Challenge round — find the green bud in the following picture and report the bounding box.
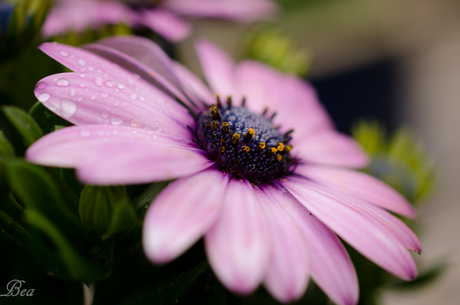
[244,27,313,77]
[79,185,136,238]
[0,0,51,59]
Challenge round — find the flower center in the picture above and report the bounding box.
[194,96,296,184]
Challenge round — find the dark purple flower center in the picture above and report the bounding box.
[194,96,296,184]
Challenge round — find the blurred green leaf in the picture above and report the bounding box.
[6,160,82,236]
[29,101,72,135]
[119,261,209,305]
[389,263,447,290]
[27,211,108,283]
[103,199,137,240]
[0,130,15,158]
[2,105,42,146]
[0,210,29,249]
[132,181,169,219]
[352,121,437,204]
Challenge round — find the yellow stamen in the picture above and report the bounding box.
[232,133,240,145]
[277,142,285,152]
[271,147,277,154]
[243,146,250,153]
[276,155,282,161]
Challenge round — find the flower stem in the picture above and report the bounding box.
[83,283,95,305]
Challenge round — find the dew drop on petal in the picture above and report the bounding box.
[95,77,103,86]
[77,59,86,66]
[131,130,137,134]
[61,99,77,118]
[117,83,125,89]
[78,97,83,101]
[59,51,68,57]
[78,83,85,88]
[114,102,119,106]
[79,74,86,78]
[37,82,47,89]
[115,88,119,93]
[130,118,140,127]
[105,81,113,87]
[122,102,127,106]
[56,78,70,87]
[155,127,162,133]
[102,111,109,118]
[152,135,157,139]
[100,92,108,98]
[80,130,90,137]
[70,89,76,97]
[129,93,136,100]
[88,66,94,71]
[37,92,51,102]
[97,69,102,74]
[91,96,95,101]
[138,96,144,102]
[111,117,123,125]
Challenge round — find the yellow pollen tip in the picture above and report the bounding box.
[243,146,250,153]
[259,143,266,149]
[211,120,218,130]
[276,155,282,161]
[277,143,285,151]
[286,145,292,152]
[232,133,240,144]
[221,147,226,153]
[248,128,255,137]
[271,147,278,154]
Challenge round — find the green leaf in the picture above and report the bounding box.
[27,211,108,283]
[132,181,169,218]
[0,130,15,158]
[6,160,82,236]
[29,101,71,135]
[0,210,30,249]
[2,105,42,146]
[389,263,447,289]
[103,200,137,240]
[120,262,209,305]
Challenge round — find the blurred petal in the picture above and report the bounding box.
[163,0,278,22]
[77,140,212,185]
[26,125,191,168]
[293,130,369,168]
[172,61,214,106]
[283,177,418,281]
[143,169,228,263]
[205,179,270,295]
[139,9,191,42]
[266,184,359,305]
[296,164,416,218]
[195,39,236,98]
[256,188,310,303]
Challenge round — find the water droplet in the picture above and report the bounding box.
[143,126,151,130]
[115,88,119,93]
[60,51,68,57]
[155,127,162,132]
[61,99,77,118]
[130,118,140,127]
[138,96,144,101]
[111,117,123,125]
[114,102,119,106]
[70,89,76,97]
[78,97,83,101]
[77,59,86,66]
[102,111,109,118]
[78,83,85,88]
[131,130,137,134]
[129,93,136,100]
[117,83,125,89]
[152,135,157,139]
[122,102,127,106]
[100,92,108,98]
[97,69,102,74]
[95,76,103,86]
[37,82,47,89]
[37,92,51,102]
[79,73,86,78]
[80,130,90,137]
[56,78,70,87]
[105,81,113,87]
[90,96,95,101]
[88,66,94,71]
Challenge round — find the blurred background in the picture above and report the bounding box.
[178,0,460,304]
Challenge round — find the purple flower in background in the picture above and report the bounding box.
[42,0,278,42]
[27,36,420,304]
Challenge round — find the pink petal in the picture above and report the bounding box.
[293,130,369,168]
[84,41,197,110]
[143,169,228,263]
[255,188,310,303]
[26,125,193,168]
[172,61,214,107]
[195,39,236,98]
[205,179,270,295]
[76,141,212,185]
[265,185,359,305]
[235,61,334,137]
[34,72,192,139]
[283,177,418,281]
[163,0,278,22]
[296,164,416,218]
[139,9,191,42]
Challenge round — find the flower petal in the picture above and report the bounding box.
[283,177,417,281]
[76,142,212,185]
[255,188,310,303]
[266,184,359,305]
[26,125,193,168]
[205,179,270,295]
[195,39,236,98]
[139,9,191,42]
[143,169,228,264]
[172,61,214,106]
[163,0,278,22]
[296,164,416,218]
[293,130,369,168]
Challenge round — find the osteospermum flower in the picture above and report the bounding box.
[27,36,420,304]
[43,0,278,42]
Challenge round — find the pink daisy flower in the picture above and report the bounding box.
[27,36,420,304]
[42,0,278,42]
